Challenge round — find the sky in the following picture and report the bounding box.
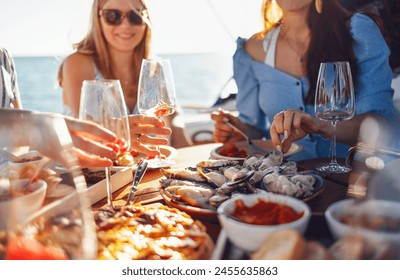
[0,0,263,57]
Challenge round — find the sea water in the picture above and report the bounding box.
[14,53,235,116]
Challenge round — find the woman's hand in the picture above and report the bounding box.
[64,116,118,167]
[270,110,322,153]
[128,114,172,157]
[211,109,246,143]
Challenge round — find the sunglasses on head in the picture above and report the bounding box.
[99,9,145,26]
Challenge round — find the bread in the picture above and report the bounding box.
[251,229,306,260]
[249,230,395,260]
[329,235,365,260]
[304,241,332,260]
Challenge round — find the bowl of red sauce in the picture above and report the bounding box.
[217,193,311,252]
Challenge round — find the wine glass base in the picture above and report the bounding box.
[315,162,352,173]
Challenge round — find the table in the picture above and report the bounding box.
[93,143,356,248]
[93,143,222,208]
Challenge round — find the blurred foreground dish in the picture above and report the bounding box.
[93,204,213,260]
[251,229,399,260]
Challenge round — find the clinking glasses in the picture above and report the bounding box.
[99,9,145,26]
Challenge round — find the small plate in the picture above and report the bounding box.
[210,140,302,160]
[260,170,325,202]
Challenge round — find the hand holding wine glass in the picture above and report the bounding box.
[137,58,176,168]
[79,80,130,209]
[315,61,355,173]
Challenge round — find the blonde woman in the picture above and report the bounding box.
[59,0,191,156]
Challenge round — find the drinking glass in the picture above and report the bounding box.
[79,80,130,209]
[137,58,176,168]
[0,111,97,259]
[315,61,355,173]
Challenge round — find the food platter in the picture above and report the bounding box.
[159,167,325,222]
[94,204,215,260]
[112,145,178,171]
[210,140,302,160]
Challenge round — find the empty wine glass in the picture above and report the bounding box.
[137,58,176,168]
[79,80,130,209]
[315,61,355,173]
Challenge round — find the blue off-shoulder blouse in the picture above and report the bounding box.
[233,13,396,160]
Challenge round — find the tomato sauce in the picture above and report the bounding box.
[232,199,304,225]
[219,143,247,158]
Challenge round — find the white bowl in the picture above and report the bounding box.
[325,199,400,247]
[0,179,47,230]
[8,150,43,166]
[210,140,303,160]
[217,193,311,252]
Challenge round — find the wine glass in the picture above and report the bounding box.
[315,61,355,173]
[79,80,130,209]
[0,111,97,259]
[137,58,176,168]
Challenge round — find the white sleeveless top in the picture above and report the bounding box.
[263,26,281,67]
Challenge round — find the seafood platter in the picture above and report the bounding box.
[159,150,325,221]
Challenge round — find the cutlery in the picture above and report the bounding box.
[225,122,270,154]
[126,160,148,205]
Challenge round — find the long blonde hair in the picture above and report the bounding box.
[58,0,152,86]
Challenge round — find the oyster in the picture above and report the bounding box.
[161,168,206,183]
[196,159,239,169]
[261,172,316,198]
[160,179,215,208]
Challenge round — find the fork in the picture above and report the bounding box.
[225,122,270,154]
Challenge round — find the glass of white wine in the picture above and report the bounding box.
[79,80,130,209]
[137,58,176,169]
[315,61,355,173]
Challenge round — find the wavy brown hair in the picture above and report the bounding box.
[262,0,358,104]
[58,0,152,86]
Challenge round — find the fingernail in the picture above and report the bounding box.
[284,130,289,139]
[223,117,229,123]
[276,145,282,151]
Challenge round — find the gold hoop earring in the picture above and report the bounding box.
[315,0,323,14]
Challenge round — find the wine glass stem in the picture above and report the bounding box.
[105,166,114,209]
[330,120,338,165]
[154,117,162,160]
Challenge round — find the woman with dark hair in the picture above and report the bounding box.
[58,0,192,156]
[212,0,396,160]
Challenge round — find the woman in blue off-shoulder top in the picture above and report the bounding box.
[211,0,397,160]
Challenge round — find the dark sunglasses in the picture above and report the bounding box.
[99,9,145,26]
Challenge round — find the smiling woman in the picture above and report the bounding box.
[57,0,195,150]
[2,0,265,148]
